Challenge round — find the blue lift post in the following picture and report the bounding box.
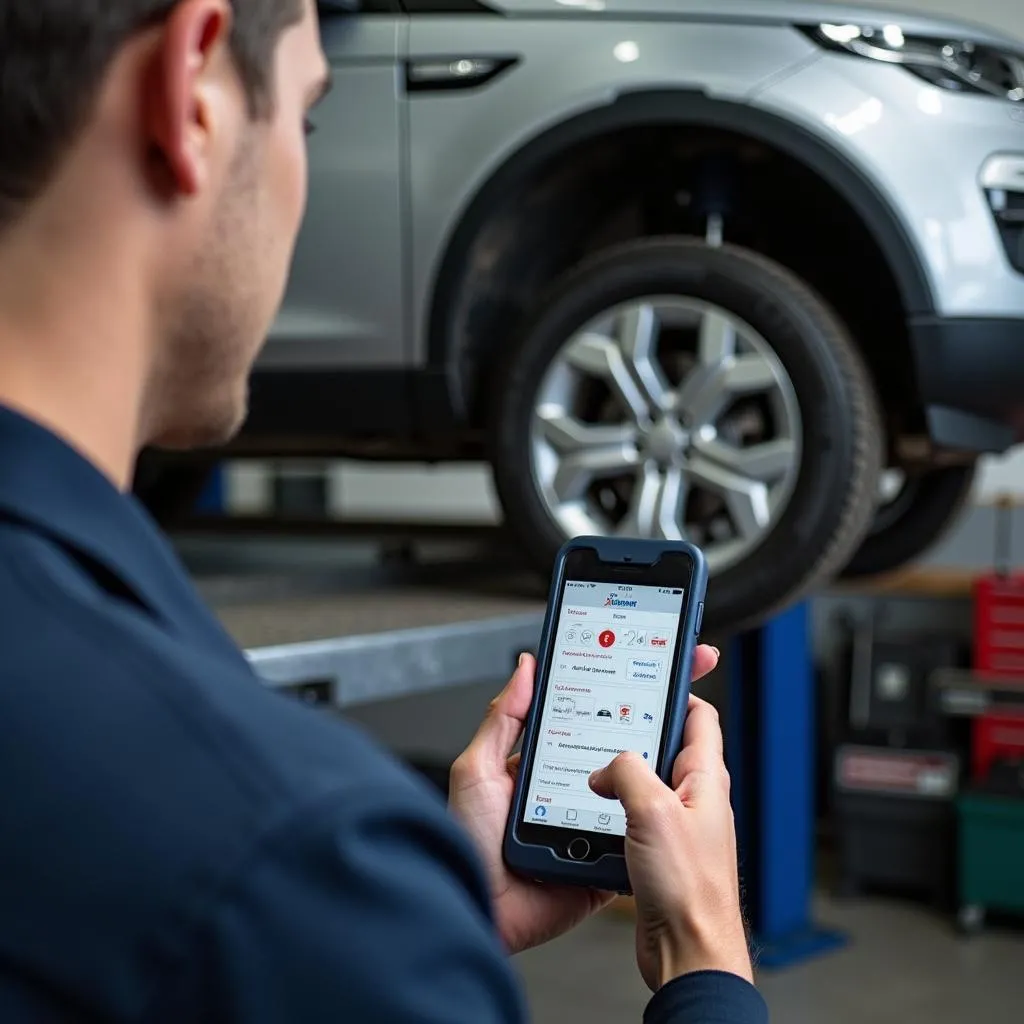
[194,464,226,516]
[726,600,846,969]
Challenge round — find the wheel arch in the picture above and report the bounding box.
[425,89,935,423]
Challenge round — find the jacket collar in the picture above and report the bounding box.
[0,403,218,634]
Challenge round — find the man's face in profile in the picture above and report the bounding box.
[150,0,329,452]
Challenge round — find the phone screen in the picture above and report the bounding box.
[521,579,686,837]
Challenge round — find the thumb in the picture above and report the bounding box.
[589,751,665,808]
[459,653,535,774]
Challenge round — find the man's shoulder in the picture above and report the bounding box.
[0,521,472,1019]
[2,523,441,830]
[0,517,430,820]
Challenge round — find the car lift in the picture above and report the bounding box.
[724,601,846,968]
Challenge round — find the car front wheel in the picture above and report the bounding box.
[490,238,884,632]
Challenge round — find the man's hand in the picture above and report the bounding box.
[589,694,752,992]
[448,646,720,955]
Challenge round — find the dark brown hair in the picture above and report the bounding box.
[0,0,305,229]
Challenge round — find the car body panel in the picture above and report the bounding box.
[488,0,1022,49]
[753,53,1024,317]
[406,19,819,364]
[263,16,407,369]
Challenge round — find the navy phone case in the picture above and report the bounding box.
[502,536,709,894]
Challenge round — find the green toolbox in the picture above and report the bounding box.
[957,792,1024,933]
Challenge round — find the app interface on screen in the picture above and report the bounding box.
[524,581,685,837]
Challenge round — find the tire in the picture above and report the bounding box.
[840,465,976,581]
[489,238,884,632]
[132,454,215,527]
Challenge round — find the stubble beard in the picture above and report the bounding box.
[144,136,267,452]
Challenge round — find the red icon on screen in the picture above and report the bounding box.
[598,630,616,648]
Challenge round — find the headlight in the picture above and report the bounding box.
[801,23,1024,101]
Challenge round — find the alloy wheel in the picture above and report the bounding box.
[529,297,803,574]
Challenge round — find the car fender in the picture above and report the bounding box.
[426,89,935,416]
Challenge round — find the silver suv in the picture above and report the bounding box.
[147,0,1024,631]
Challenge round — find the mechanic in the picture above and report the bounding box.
[0,2,768,1022]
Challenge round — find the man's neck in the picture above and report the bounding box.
[0,132,166,490]
[0,235,150,490]
[0,361,141,491]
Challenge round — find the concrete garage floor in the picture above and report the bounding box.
[515,895,1024,1023]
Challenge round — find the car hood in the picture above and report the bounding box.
[492,0,1022,48]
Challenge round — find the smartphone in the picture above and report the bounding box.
[503,536,708,894]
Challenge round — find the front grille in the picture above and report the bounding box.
[986,188,1024,273]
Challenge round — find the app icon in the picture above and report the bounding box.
[565,628,579,644]
[598,629,616,648]
[597,708,612,719]
[598,813,611,825]
[618,704,633,724]
[566,809,578,821]
[580,629,595,645]
[643,712,654,723]
[534,805,547,818]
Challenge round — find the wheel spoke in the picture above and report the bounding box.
[552,446,641,502]
[616,464,687,539]
[677,352,780,428]
[537,410,637,453]
[685,453,772,541]
[723,353,777,394]
[536,410,639,502]
[697,309,738,365]
[653,467,687,540]
[617,463,662,537]
[676,363,731,427]
[565,332,650,423]
[690,436,797,485]
[724,483,772,541]
[617,304,673,414]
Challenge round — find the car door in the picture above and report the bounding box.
[261,1,407,370]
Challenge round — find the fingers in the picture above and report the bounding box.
[457,654,535,776]
[685,694,725,758]
[671,695,726,791]
[456,645,718,788]
[589,751,663,806]
[690,644,720,682]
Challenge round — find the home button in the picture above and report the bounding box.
[567,837,591,861]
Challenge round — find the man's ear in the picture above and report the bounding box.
[143,0,235,198]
